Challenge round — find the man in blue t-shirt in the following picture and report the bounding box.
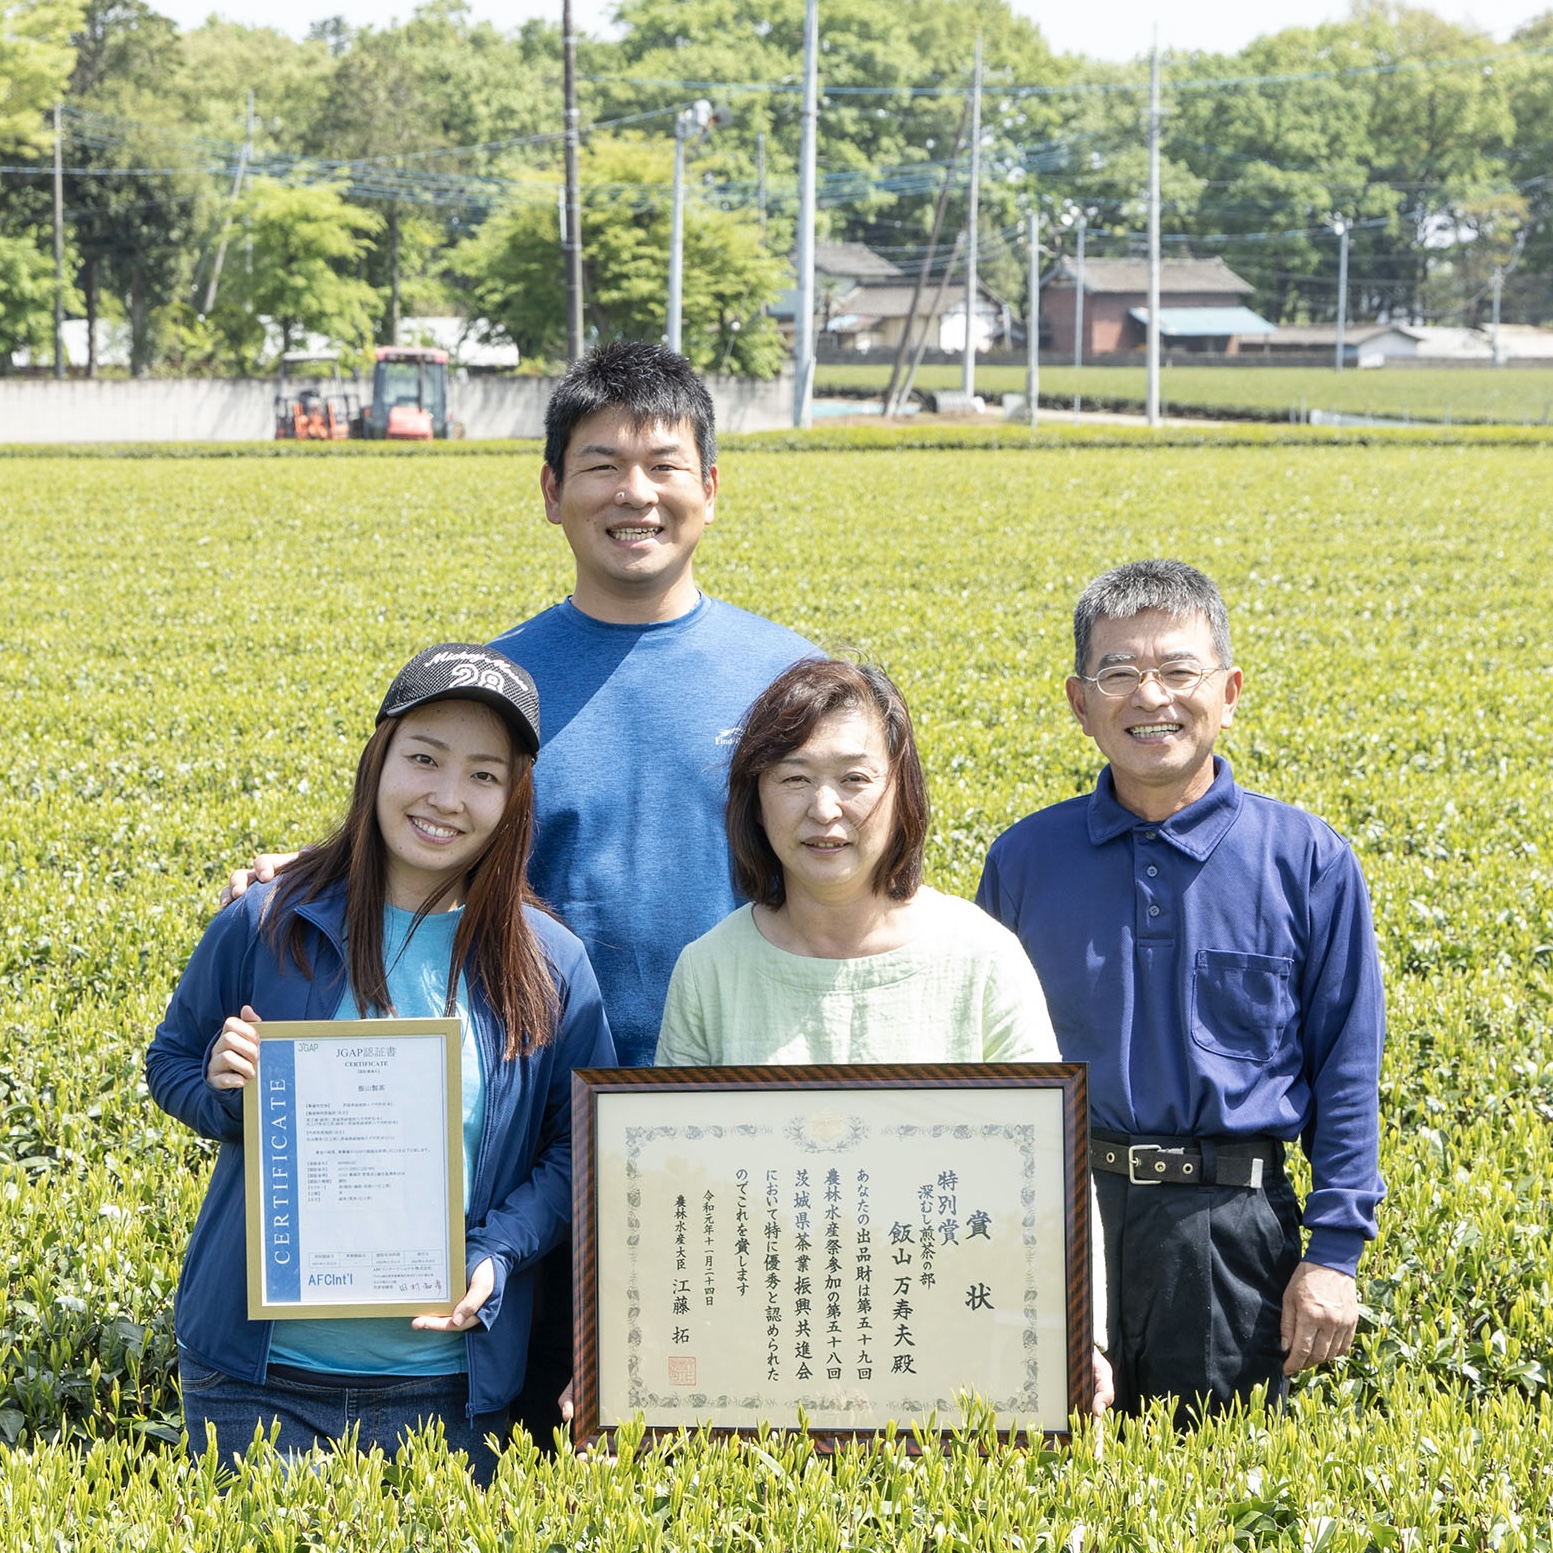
[489,341,815,1069]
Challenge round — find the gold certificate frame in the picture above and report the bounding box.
[242,1018,465,1320]
[571,1063,1090,1448]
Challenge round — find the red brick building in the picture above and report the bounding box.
[1042,257,1270,356]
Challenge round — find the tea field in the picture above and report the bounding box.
[2,435,1551,1547]
[816,361,1553,425]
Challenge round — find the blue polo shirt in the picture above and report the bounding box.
[976,758,1385,1276]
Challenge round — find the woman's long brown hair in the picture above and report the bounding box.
[262,712,557,1059]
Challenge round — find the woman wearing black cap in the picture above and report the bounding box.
[146,644,614,1484]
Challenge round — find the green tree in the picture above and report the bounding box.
[209,178,382,370]
[1165,26,1384,323]
[602,0,1069,273]
[0,0,81,371]
[0,231,59,368]
[303,5,564,343]
[0,0,82,151]
[1500,13,1553,321]
[65,0,209,374]
[170,20,335,154]
[453,139,787,375]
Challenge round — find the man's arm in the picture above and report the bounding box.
[1284,840,1386,1372]
[218,851,301,908]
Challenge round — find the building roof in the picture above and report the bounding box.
[399,316,519,367]
[1263,323,1386,348]
[1052,257,1254,296]
[814,242,906,282]
[1366,325,1492,359]
[1128,305,1276,337]
[816,279,1002,320]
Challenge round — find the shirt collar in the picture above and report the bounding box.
[1086,756,1242,859]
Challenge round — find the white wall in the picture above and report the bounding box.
[0,370,797,444]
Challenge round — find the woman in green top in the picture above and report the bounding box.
[655,656,1113,1410]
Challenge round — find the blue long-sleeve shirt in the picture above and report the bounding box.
[976,758,1385,1276]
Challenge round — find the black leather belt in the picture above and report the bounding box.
[1090,1134,1282,1189]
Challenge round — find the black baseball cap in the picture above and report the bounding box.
[377,644,540,758]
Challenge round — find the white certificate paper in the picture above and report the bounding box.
[243,1019,464,1319]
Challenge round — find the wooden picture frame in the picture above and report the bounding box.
[571,1063,1090,1447]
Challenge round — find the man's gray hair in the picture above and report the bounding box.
[1073,559,1233,673]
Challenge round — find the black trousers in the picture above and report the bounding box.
[510,1243,572,1452]
[1094,1144,1303,1426]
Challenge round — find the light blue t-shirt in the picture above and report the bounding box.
[269,905,482,1376]
[490,594,815,1067]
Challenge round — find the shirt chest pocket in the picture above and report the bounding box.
[1190,949,1296,1062]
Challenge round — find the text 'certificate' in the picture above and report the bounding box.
[243,1019,464,1320]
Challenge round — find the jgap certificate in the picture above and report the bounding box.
[242,1019,465,1319]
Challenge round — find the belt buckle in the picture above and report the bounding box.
[1128,1144,1171,1184]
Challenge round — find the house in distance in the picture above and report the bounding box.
[1042,256,1274,357]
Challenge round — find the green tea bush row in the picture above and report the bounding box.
[0,1387,1549,1551]
[2,444,1551,1537]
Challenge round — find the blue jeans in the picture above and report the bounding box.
[179,1350,512,1487]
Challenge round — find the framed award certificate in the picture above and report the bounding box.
[570,1063,1091,1447]
[242,1018,465,1320]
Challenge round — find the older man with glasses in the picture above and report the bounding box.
[977,558,1385,1425]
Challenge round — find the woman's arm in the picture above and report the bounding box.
[145,899,264,1145]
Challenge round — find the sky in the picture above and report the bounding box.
[152,0,1552,58]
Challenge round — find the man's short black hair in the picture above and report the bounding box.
[543,340,717,481]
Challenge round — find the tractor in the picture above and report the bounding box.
[360,346,453,440]
[273,351,359,441]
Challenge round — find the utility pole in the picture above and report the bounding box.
[563,0,585,360]
[51,102,64,378]
[668,101,721,358]
[669,113,687,354]
[793,0,819,428]
[1146,44,1162,426]
[1491,265,1504,365]
[961,36,983,398]
[1333,216,1349,373]
[1066,206,1087,418]
[203,91,254,316]
[1026,208,1039,427]
[756,132,767,244]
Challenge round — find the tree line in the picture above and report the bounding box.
[3,0,1552,378]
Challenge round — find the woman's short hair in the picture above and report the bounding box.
[727,658,929,908]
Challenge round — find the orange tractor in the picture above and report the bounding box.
[360,346,452,440]
[273,352,358,441]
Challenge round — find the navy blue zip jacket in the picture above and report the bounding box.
[145,879,614,1417]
